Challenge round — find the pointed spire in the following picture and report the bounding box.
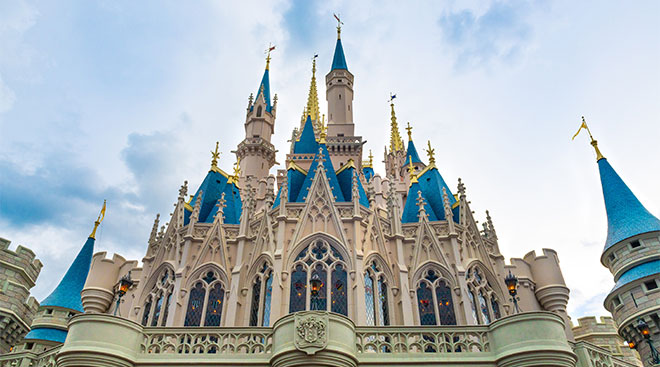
[407,158,418,184]
[306,55,320,121]
[416,190,428,221]
[318,120,328,144]
[190,191,203,223]
[331,15,348,71]
[425,140,436,165]
[389,99,404,152]
[149,213,160,246]
[89,200,106,239]
[252,46,273,112]
[406,122,413,141]
[214,193,226,224]
[574,116,605,161]
[403,122,424,166]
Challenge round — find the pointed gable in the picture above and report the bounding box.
[336,163,370,208]
[39,236,94,312]
[598,158,660,251]
[403,140,424,166]
[331,39,348,71]
[296,145,345,202]
[293,115,318,154]
[287,165,307,202]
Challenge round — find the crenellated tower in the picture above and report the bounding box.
[235,50,278,184]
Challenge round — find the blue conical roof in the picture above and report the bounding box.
[402,182,438,223]
[331,39,348,71]
[598,158,660,251]
[403,140,424,166]
[251,68,272,113]
[293,116,319,154]
[296,144,345,202]
[185,170,242,225]
[336,165,369,208]
[40,236,95,312]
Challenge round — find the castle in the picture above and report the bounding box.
[0,24,657,367]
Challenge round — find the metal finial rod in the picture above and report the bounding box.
[211,142,220,168]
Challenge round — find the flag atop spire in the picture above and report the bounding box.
[306,55,320,121]
[331,14,348,70]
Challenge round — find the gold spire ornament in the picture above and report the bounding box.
[265,43,276,70]
[318,120,328,144]
[389,97,404,152]
[211,142,221,170]
[407,157,418,184]
[306,55,320,122]
[334,13,343,39]
[406,122,413,141]
[425,140,436,165]
[572,116,605,161]
[363,149,374,168]
[228,157,241,185]
[89,200,107,239]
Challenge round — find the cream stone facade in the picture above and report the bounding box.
[0,26,648,367]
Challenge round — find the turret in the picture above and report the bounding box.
[235,48,278,183]
[575,117,660,364]
[326,19,354,137]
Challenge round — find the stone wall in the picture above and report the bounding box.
[572,316,642,366]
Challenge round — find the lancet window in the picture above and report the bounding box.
[184,270,226,327]
[249,262,274,327]
[140,268,175,326]
[415,268,457,326]
[364,261,390,326]
[289,239,348,316]
[465,266,502,324]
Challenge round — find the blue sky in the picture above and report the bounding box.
[1,0,659,320]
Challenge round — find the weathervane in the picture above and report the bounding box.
[334,13,344,38]
[265,43,276,69]
[389,93,397,104]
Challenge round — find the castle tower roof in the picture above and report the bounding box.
[296,144,345,202]
[598,157,660,251]
[336,160,369,207]
[252,58,272,113]
[306,57,320,121]
[388,102,404,153]
[293,115,319,154]
[331,39,348,71]
[403,123,424,166]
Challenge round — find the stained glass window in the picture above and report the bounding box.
[417,282,436,325]
[311,264,327,311]
[249,277,262,326]
[435,280,456,325]
[141,297,152,326]
[478,291,490,324]
[151,293,163,326]
[491,295,501,320]
[185,282,206,326]
[289,265,307,313]
[331,264,347,316]
[262,273,273,326]
[205,283,224,326]
[378,277,389,326]
[160,293,172,326]
[364,274,375,326]
[468,290,479,324]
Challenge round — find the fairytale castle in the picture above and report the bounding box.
[1,24,657,367]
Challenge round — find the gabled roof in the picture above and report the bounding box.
[185,169,242,225]
[336,162,369,208]
[287,165,307,202]
[331,39,348,71]
[251,68,272,113]
[40,236,94,312]
[403,140,424,166]
[296,145,345,202]
[598,158,660,251]
[293,115,318,154]
[402,182,438,223]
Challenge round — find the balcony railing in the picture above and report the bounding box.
[140,327,273,355]
[355,326,490,354]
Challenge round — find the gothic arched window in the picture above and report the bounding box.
[416,269,457,326]
[184,270,226,327]
[250,262,274,326]
[289,239,348,316]
[257,106,263,117]
[141,268,175,326]
[364,261,390,326]
[465,265,503,324]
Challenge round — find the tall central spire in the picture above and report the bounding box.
[306,56,320,122]
[389,101,404,152]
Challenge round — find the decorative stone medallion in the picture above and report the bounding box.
[294,311,328,355]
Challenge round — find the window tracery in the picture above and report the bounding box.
[415,268,456,325]
[249,262,274,326]
[184,270,226,327]
[465,266,502,324]
[141,268,174,326]
[364,261,390,326]
[289,239,348,316]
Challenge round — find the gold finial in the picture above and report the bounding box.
[573,116,605,161]
[334,13,343,39]
[426,140,435,165]
[233,157,241,178]
[407,157,418,184]
[406,122,413,141]
[211,141,220,169]
[318,120,328,144]
[89,200,106,239]
[265,43,276,70]
[388,95,404,152]
[368,149,373,166]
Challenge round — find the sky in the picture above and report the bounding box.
[1,0,659,320]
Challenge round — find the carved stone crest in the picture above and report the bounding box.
[294,312,328,355]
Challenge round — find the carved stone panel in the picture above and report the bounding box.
[294,311,329,355]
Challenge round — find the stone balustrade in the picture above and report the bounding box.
[1,311,639,367]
